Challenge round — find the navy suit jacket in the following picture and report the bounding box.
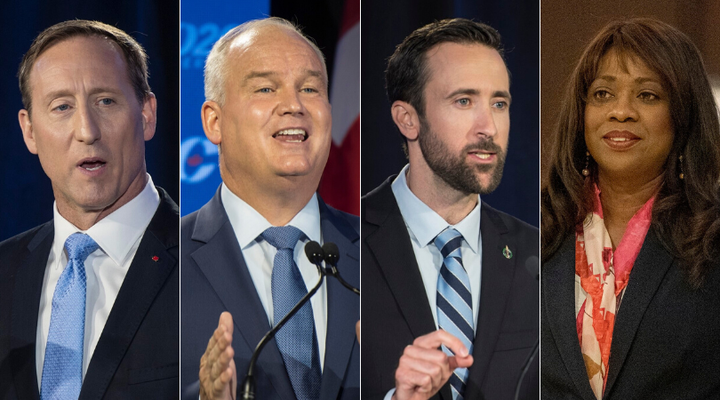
[181,188,360,400]
[361,177,539,400]
[0,188,179,400]
[542,231,720,399]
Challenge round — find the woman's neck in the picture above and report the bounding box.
[597,173,662,248]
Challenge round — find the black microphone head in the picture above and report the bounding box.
[525,256,539,280]
[321,242,340,266]
[304,241,325,264]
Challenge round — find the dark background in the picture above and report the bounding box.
[0,0,179,241]
[361,0,540,227]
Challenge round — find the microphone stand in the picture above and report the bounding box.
[239,243,327,400]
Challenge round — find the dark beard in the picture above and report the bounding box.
[417,117,506,195]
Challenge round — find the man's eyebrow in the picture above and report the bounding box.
[445,88,512,102]
[242,69,326,84]
[493,90,512,103]
[445,88,480,99]
[304,69,324,80]
[243,71,277,82]
[42,89,74,104]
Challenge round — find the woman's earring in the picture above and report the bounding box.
[582,151,590,177]
[679,155,685,180]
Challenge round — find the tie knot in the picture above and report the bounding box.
[262,226,304,250]
[434,227,463,258]
[64,233,99,262]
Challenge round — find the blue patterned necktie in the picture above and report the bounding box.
[41,233,99,400]
[435,228,474,400]
[262,226,321,400]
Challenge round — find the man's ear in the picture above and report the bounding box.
[141,92,158,141]
[391,100,421,142]
[202,101,223,145]
[18,109,38,154]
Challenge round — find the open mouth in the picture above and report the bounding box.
[78,158,107,171]
[273,128,308,143]
[469,151,496,162]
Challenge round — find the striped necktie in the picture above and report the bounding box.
[41,233,99,400]
[434,227,474,400]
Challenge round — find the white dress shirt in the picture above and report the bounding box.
[36,175,160,388]
[221,184,328,370]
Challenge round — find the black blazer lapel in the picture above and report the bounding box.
[364,178,436,340]
[603,230,673,396]
[317,200,360,400]
[80,190,178,400]
[189,190,294,399]
[9,223,53,400]
[363,178,448,400]
[542,235,596,400]
[464,203,515,398]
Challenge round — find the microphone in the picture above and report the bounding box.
[321,242,359,295]
[239,242,327,399]
[305,240,325,265]
[514,255,539,400]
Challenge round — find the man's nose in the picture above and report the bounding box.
[277,89,305,116]
[474,105,498,137]
[74,104,101,144]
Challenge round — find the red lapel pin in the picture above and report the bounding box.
[151,256,160,262]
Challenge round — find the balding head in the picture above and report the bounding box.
[204,17,327,105]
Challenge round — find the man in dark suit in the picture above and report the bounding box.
[361,19,538,400]
[180,17,359,400]
[0,20,178,399]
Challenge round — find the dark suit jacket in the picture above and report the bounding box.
[542,231,720,399]
[361,177,539,400]
[0,187,179,400]
[181,188,360,400]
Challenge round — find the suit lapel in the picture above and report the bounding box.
[364,180,436,340]
[603,230,673,396]
[317,200,360,400]
[9,223,53,400]
[189,190,294,399]
[542,235,596,400]
[80,191,178,400]
[464,203,515,398]
[363,179,448,399]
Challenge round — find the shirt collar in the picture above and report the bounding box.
[52,175,160,266]
[391,164,481,253]
[221,183,321,248]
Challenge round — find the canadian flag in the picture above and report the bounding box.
[319,0,360,216]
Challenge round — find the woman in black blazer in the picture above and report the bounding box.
[541,18,720,399]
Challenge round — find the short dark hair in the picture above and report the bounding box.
[542,18,720,287]
[385,18,506,151]
[18,20,151,113]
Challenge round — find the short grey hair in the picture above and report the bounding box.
[204,17,327,105]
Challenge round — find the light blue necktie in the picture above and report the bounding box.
[262,226,321,400]
[435,228,474,400]
[41,233,99,400]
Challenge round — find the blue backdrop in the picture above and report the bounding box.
[180,0,270,215]
[180,0,348,215]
